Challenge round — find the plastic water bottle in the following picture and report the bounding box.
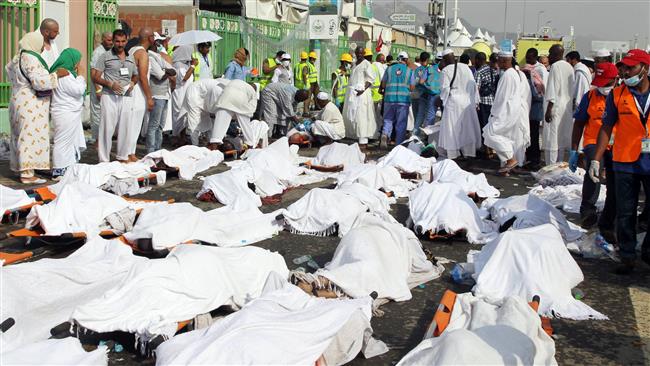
[293,255,312,265]
[306,260,320,270]
[594,234,615,253]
[572,288,584,300]
[450,263,474,285]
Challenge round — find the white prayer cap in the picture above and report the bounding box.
[398,51,409,59]
[442,49,454,56]
[317,92,330,101]
[153,32,167,41]
[596,48,611,57]
[436,51,443,59]
[498,50,513,58]
[281,53,291,60]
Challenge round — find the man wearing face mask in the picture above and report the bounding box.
[271,53,293,84]
[260,51,285,90]
[570,62,618,235]
[591,50,650,274]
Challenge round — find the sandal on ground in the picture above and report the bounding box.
[20,177,47,184]
[497,160,518,176]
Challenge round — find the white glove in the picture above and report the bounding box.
[589,160,601,183]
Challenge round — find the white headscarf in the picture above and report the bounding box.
[19,31,43,53]
[172,45,193,64]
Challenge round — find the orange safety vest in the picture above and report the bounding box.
[583,90,607,146]
[611,85,650,163]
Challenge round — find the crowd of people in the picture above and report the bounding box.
[5,19,650,273]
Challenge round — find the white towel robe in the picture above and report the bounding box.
[437,63,481,158]
[342,60,376,141]
[171,61,194,136]
[482,68,531,165]
[573,62,592,109]
[50,75,87,169]
[542,60,575,151]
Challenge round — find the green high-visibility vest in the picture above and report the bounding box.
[192,51,202,81]
[334,69,348,105]
[294,61,308,89]
[371,63,382,102]
[260,57,277,90]
[307,62,318,84]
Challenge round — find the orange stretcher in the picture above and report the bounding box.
[423,290,553,339]
[2,187,57,224]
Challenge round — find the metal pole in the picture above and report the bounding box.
[522,0,526,35]
[443,0,448,48]
[537,11,544,35]
[503,0,508,40]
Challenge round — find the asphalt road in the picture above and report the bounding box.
[1,140,649,365]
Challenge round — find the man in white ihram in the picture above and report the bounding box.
[342,46,376,149]
[482,51,532,176]
[437,49,481,159]
[543,44,575,164]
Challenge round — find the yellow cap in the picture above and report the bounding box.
[364,48,373,57]
[300,51,308,60]
[340,53,353,62]
[309,51,317,59]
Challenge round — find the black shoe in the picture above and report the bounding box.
[580,214,598,230]
[614,258,635,275]
[599,229,617,245]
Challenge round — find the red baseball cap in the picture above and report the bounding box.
[592,62,619,87]
[620,49,650,67]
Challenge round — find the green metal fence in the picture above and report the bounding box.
[0,0,40,108]
[87,0,119,84]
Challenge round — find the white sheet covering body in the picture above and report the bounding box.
[0,184,35,213]
[316,214,443,301]
[437,62,481,158]
[408,182,497,244]
[1,238,145,352]
[282,183,393,237]
[397,293,557,366]
[337,164,414,198]
[141,145,224,180]
[482,67,531,166]
[123,201,282,249]
[1,338,108,365]
[312,142,365,168]
[483,194,583,242]
[376,145,435,178]
[529,184,606,214]
[71,245,289,340]
[430,159,499,198]
[156,282,380,365]
[471,224,607,320]
[25,182,131,236]
[50,75,87,169]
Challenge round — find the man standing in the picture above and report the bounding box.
[332,53,352,109]
[89,31,113,145]
[146,44,175,153]
[271,53,293,84]
[570,62,618,232]
[543,44,575,164]
[523,48,548,169]
[367,49,383,135]
[437,49,482,159]
[566,51,593,110]
[223,48,250,81]
[260,50,285,90]
[91,29,138,163]
[414,51,439,138]
[483,51,531,175]
[379,51,415,147]
[594,48,613,65]
[128,27,155,161]
[343,46,377,149]
[39,18,60,67]
[474,52,499,134]
[260,82,309,137]
[591,49,650,274]
[307,51,320,111]
[193,42,213,80]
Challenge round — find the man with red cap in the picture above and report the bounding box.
[570,62,618,237]
[592,49,650,274]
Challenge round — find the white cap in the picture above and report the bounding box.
[281,53,291,60]
[435,51,443,59]
[153,32,167,41]
[397,51,409,59]
[498,50,513,58]
[317,92,330,100]
[596,48,611,57]
[442,49,454,56]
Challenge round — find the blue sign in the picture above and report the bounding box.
[500,39,513,52]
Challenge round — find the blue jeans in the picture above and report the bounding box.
[415,93,438,136]
[146,99,168,153]
[383,103,409,145]
[615,170,650,259]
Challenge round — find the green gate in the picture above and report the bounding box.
[0,0,40,108]
[87,0,118,82]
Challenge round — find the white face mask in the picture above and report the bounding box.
[597,86,614,96]
[282,60,290,67]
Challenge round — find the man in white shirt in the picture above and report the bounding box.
[312,92,345,143]
[39,18,60,68]
[566,51,592,110]
[89,32,113,144]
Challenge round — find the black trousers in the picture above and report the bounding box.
[526,119,541,165]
